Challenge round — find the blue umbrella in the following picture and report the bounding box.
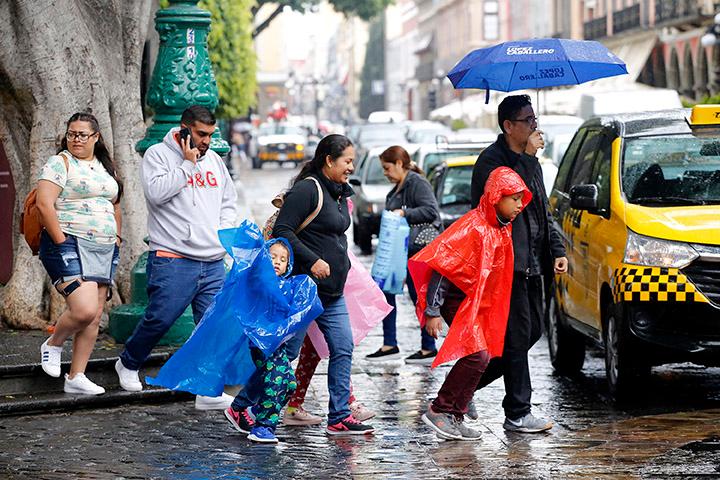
[447,38,627,103]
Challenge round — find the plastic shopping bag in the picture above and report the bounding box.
[371,210,409,295]
[307,249,393,358]
[146,221,323,396]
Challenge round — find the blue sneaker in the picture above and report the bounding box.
[248,426,278,444]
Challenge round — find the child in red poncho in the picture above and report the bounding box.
[409,166,532,441]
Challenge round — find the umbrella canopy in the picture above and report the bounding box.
[447,38,627,94]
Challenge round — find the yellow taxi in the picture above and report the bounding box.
[427,155,478,228]
[546,105,720,399]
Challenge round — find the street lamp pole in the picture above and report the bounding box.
[137,0,228,155]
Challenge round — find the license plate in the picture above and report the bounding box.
[278,154,287,160]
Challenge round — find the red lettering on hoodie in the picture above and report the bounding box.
[187,171,220,188]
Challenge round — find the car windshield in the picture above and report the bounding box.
[365,155,388,185]
[258,124,305,136]
[440,165,474,206]
[408,129,450,144]
[424,151,479,173]
[623,135,720,205]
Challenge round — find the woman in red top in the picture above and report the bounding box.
[409,166,531,440]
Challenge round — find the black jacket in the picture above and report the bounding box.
[385,170,441,255]
[470,134,565,276]
[274,172,353,299]
[385,171,441,225]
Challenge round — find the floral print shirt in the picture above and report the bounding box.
[38,151,118,244]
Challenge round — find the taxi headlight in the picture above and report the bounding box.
[623,230,698,269]
[296,144,304,151]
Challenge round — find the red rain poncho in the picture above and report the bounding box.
[409,166,532,368]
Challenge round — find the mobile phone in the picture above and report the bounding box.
[179,127,196,149]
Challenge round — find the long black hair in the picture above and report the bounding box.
[292,134,353,186]
[59,111,124,202]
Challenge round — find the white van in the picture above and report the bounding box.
[578,88,682,120]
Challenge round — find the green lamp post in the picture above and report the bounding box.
[109,0,229,346]
[136,0,229,155]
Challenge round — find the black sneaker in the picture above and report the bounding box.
[365,346,400,361]
[326,415,375,435]
[404,349,438,365]
[224,407,255,433]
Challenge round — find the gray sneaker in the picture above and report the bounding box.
[422,408,463,440]
[465,399,478,420]
[451,417,482,440]
[503,413,553,433]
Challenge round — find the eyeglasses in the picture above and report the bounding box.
[66,131,97,142]
[510,116,538,125]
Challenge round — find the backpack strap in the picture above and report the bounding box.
[296,177,324,233]
[57,151,70,172]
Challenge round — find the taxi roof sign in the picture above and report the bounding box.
[688,104,720,127]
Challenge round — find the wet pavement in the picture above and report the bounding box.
[2,163,720,479]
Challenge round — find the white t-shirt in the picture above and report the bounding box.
[38,151,119,244]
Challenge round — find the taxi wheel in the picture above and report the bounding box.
[547,294,585,374]
[603,302,651,401]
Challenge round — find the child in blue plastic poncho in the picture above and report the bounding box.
[146,222,323,443]
[225,239,303,444]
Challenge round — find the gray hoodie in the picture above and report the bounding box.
[141,128,237,261]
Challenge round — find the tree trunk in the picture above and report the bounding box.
[0,0,153,329]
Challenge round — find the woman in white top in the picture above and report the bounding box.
[36,112,123,395]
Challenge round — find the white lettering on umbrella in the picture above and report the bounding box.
[506,46,555,55]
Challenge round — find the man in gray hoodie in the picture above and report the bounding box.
[115,106,238,410]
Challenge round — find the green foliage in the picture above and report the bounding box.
[692,93,720,106]
[255,0,393,20]
[359,17,385,119]
[328,0,393,20]
[451,119,467,131]
[200,0,257,119]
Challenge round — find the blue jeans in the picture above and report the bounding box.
[381,268,436,351]
[120,252,225,370]
[234,296,353,425]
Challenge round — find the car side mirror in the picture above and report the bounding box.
[569,184,598,210]
[348,176,361,187]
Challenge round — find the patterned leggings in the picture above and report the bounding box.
[287,336,356,409]
[250,345,297,427]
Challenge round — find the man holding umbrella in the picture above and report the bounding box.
[470,94,567,433]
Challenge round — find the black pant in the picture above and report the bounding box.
[475,274,544,420]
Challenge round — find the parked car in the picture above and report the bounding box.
[368,111,406,123]
[427,155,480,229]
[536,115,583,144]
[546,105,720,400]
[348,146,397,254]
[405,121,451,144]
[252,123,308,169]
[355,123,408,152]
[412,141,491,175]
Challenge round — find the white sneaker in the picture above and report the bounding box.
[115,359,142,392]
[40,338,63,378]
[64,373,105,395]
[195,392,234,410]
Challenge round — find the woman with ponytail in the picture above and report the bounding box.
[36,111,123,395]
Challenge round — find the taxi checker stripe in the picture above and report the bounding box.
[612,266,709,304]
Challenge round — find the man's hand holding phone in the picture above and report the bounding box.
[180,127,200,163]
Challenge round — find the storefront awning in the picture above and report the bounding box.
[596,30,658,86]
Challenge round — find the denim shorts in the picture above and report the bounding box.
[38,230,119,285]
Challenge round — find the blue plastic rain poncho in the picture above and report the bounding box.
[146,220,324,396]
